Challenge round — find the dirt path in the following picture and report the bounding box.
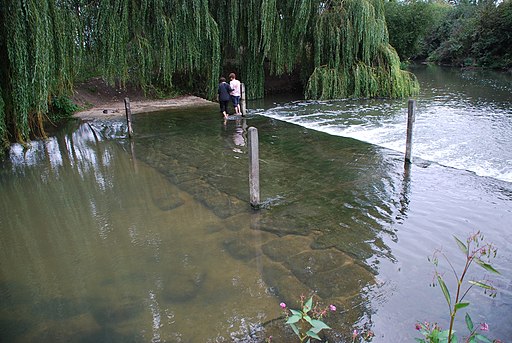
[72,77,215,120]
[74,96,215,120]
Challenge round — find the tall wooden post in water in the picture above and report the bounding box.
[405,99,416,164]
[124,97,134,138]
[248,127,260,208]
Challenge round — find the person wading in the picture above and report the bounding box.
[218,77,233,119]
[229,73,241,116]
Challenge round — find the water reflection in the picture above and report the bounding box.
[1,113,385,341]
[397,162,412,223]
[2,97,511,341]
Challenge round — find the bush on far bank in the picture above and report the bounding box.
[385,0,512,70]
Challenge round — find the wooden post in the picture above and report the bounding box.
[405,99,415,164]
[248,127,260,208]
[240,83,247,116]
[124,97,134,138]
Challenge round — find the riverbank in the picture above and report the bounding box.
[72,77,215,120]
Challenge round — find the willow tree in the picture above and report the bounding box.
[210,0,419,99]
[0,0,80,147]
[0,0,221,148]
[93,0,220,98]
[1,0,418,149]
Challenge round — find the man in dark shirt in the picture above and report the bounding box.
[218,77,233,119]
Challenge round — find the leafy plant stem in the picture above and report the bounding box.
[448,245,472,343]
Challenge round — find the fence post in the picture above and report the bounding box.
[248,127,260,208]
[124,97,134,138]
[241,83,247,116]
[405,99,416,164]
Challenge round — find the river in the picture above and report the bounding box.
[0,65,511,342]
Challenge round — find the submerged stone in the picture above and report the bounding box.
[261,258,310,306]
[285,249,374,299]
[163,270,206,303]
[312,228,375,261]
[261,235,313,262]
[256,212,310,236]
[179,179,246,219]
[223,236,262,261]
[152,192,184,211]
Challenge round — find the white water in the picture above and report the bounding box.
[255,66,512,183]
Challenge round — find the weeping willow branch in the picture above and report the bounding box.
[95,0,220,98]
[307,0,419,99]
[1,0,79,145]
[0,0,418,148]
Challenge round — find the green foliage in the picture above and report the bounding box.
[282,296,334,342]
[302,0,419,99]
[0,84,6,152]
[426,2,480,66]
[49,95,79,121]
[416,231,500,343]
[386,0,512,69]
[384,1,451,61]
[471,0,512,69]
[0,0,419,148]
[0,0,79,144]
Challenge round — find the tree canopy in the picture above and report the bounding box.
[0,0,418,148]
[384,0,512,68]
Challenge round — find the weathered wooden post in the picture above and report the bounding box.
[124,97,134,138]
[240,83,247,116]
[248,127,260,208]
[405,99,416,164]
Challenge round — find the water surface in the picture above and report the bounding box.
[1,66,511,342]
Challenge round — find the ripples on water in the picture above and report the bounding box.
[256,65,512,183]
[1,66,511,342]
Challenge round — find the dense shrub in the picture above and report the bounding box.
[385,0,450,61]
[385,0,512,69]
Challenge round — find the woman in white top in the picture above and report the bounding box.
[229,73,241,115]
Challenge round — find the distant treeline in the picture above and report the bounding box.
[385,0,512,69]
[0,0,421,149]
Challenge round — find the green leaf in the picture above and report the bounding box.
[286,314,301,324]
[438,276,451,307]
[303,314,313,324]
[309,326,322,334]
[468,280,496,290]
[454,236,468,254]
[455,302,470,311]
[290,309,302,316]
[310,319,330,331]
[475,259,500,274]
[290,323,300,337]
[306,330,322,340]
[465,313,474,331]
[304,297,313,312]
[438,329,450,340]
[474,334,493,343]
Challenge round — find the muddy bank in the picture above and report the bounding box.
[72,77,216,120]
[74,95,215,120]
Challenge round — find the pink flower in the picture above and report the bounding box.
[329,304,337,312]
[480,322,489,331]
[279,302,287,309]
[352,329,358,338]
[415,323,422,331]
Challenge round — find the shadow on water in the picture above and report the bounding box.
[1,98,511,341]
